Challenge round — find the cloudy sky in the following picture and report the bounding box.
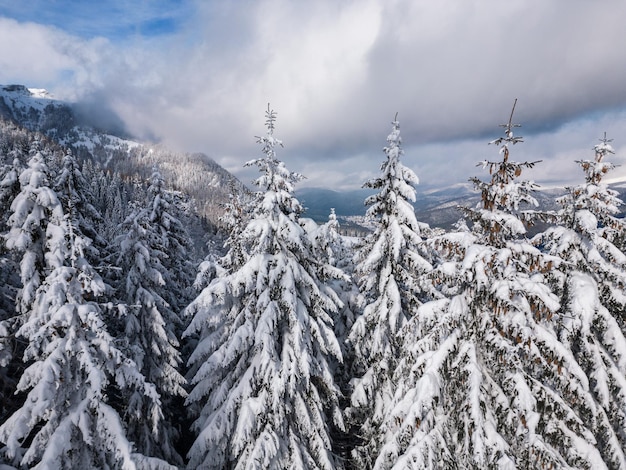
[1,0,626,190]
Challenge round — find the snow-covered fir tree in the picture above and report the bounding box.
[0,152,23,235]
[0,149,166,469]
[0,147,25,427]
[193,178,252,294]
[85,165,133,244]
[3,141,59,316]
[532,133,626,467]
[1,143,61,432]
[313,209,343,268]
[143,167,195,312]
[348,116,436,467]
[310,208,360,463]
[54,150,107,259]
[116,167,189,466]
[0,152,23,308]
[374,103,609,469]
[312,208,357,351]
[184,106,345,469]
[220,179,253,270]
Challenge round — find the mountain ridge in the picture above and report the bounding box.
[0,84,246,225]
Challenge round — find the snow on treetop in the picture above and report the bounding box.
[594,132,615,162]
[595,142,615,153]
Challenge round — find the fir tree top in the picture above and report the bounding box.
[465,100,541,246]
[246,104,304,221]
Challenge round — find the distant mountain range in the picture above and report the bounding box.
[2,84,624,232]
[296,184,585,231]
[299,180,626,230]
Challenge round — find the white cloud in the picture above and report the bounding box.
[0,18,78,88]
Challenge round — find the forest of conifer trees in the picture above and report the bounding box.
[1,102,626,469]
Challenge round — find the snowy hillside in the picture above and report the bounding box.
[0,85,55,119]
[0,84,245,225]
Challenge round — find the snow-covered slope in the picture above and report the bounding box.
[0,84,61,129]
[0,84,246,224]
[0,84,54,110]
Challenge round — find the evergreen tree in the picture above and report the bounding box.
[0,152,24,317]
[4,142,60,316]
[0,148,165,468]
[92,169,126,238]
[464,105,541,247]
[106,173,129,236]
[348,116,435,467]
[54,150,106,258]
[0,152,24,235]
[1,143,61,431]
[311,208,359,464]
[312,208,357,349]
[147,167,196,312]
[117,167,189,466]
[220,178,254,273]
[0,150,24,427]
[532,133,626,467]
[313,209,343,268]
[374,103,607,468]
[184,106,344,469]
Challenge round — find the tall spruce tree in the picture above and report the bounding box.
[0,152,23,303]
[54,150,105,257]
[0,147,25,428]
[3,142,58,317]
[143,167,195,312]
[0,145,165,469]
[312,208,357,352]
[1,143,59,436]
[311,208,359,464]
[117,167,189,466]
[348,116,436,467]
[0,152,23,235]
[184,106,344,469]
[313,209,343,269]
[374,102,610,468]
[532,134,626,467]
[219,179,254,273]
